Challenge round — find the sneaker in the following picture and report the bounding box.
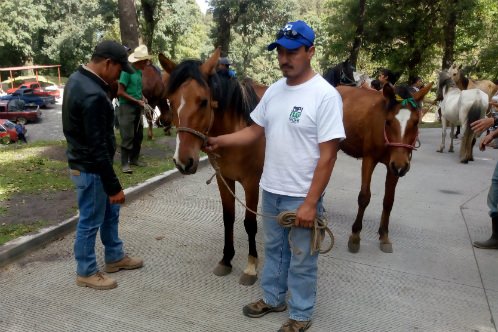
[278,319,312,332]
[104,255,144,273]
[242,299,287,318]
[122,164,133,174]
[76,271,117,290]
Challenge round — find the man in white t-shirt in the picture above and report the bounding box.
[204,20,345,332]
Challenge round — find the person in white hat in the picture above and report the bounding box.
[116,44,153,173]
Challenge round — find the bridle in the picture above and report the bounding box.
[384,96,420,151]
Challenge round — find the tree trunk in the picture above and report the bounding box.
[141,0,158,51]
[118,0,140,49]
[441,0,458,70]
[349,0,365,68]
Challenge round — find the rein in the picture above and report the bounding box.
[206,153,334,255]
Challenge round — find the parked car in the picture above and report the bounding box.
[0,100,42,124]
[0,88,55,108]
[5,81,61,99]
[0,119,19,144]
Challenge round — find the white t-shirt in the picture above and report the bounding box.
[251,74,345,197]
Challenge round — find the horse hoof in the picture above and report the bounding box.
[239,273,257,286]
[460,159,469,164]
[348,240,360,253]
[380,243,393,253]
[436,149,443,153]
[448,149,454,153]
[213,263,232,276]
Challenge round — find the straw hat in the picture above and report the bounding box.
[128,45,153,63]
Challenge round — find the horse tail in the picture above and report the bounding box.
[461,100,485,161]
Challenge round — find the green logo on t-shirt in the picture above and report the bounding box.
[289,106,303,124]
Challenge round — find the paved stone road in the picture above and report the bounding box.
[1,128,498,331]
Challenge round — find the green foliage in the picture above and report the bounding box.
[0,222,47,245]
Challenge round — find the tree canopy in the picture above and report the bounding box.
[0,0,496,83]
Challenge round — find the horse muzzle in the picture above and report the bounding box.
[389,161,410,177]
[174,156,198,174]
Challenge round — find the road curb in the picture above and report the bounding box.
[0,156,209,268]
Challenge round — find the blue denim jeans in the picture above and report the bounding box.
[260,190,324,321]
[488,161,498,218]
[70,170,124,277]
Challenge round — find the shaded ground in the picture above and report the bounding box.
[0,135,177,227]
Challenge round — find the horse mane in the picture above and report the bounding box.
[166,59,258,124]
[385,85,414,110]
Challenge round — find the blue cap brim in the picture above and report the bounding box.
[267,38,310,51]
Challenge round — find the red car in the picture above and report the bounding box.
[0,119,19,144]
[6,81,60,99]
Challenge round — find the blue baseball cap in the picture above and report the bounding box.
[268,20,315,51]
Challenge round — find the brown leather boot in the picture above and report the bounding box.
[76,271,117,290]
[104,255,144,273]
[473,217,498,249]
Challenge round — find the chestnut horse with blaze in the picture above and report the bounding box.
[337,83,432,253]
[159,49,267,285]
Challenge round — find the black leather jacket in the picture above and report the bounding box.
[62,66,122,196]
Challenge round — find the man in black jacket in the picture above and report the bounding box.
[62,40,144,290]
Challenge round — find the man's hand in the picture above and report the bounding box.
[294,202,316,228]
[471,117,494,134]
[202,137,220,153]
[109,190,125,204]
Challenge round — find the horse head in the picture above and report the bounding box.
[383,83,432,177]
[437,70,457,100]
[159,48,221,174]
[324,59,356,87]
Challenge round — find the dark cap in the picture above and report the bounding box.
[92,40,135,74]
[268,20,315,51]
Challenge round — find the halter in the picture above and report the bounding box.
[175,99,216,148]
[384,96,420,151]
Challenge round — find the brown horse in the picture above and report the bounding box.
[448,64,497,100]
[158,48,267,285]
[141,62,172,139]
[336,82,432,253]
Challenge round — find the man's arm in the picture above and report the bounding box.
[295,139,341,228]
[117,83,145,107]
[203,123,265,151]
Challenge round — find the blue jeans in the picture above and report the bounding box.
[71,170,124,277]
[260,190,324,321]
[488,161,498,218]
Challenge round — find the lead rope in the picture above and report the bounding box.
[206,153,334,255]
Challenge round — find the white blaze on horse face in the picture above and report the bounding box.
[395,108,411,138]
[173,94,186,163]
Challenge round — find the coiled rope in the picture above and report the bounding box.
[206,154,334,255]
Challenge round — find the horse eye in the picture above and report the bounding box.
[199,99,208,108]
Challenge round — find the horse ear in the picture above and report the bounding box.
[458,64,462,70]
[201,47,221,77]
[413,82,433,101]
[158,53,176,74]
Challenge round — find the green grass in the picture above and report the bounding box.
[0,222,47,245]
[0,127,176,244]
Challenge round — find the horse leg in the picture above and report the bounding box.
[378,171,399,253]
[437,118,447,153]
[448,124,455,153]
[147,118,154,140]
[212,176,236,277]
[348,158,376,253]
[238,181,260,286]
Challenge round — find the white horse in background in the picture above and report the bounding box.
[436,70,488,163]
